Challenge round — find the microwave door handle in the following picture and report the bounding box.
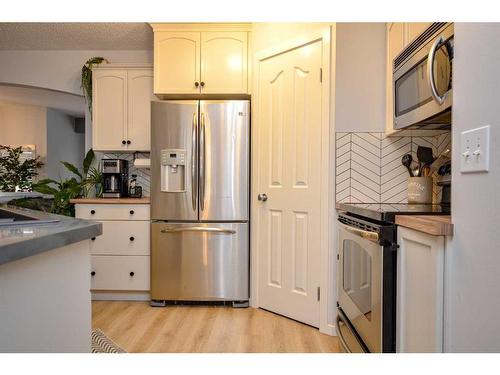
[427,35,446,105]
[191,111,198,211]
[342,225,379,243]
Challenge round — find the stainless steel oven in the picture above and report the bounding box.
[336,213,397,353]
[393,22,453,130]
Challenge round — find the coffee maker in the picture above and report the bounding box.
[102,159,128,198]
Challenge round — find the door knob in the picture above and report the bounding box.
[257,193,268,202]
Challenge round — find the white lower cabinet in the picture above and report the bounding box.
[75,203,151,297]
[91,255,150,291]
[396,227,445,353]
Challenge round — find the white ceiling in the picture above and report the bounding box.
[0,23,153,50]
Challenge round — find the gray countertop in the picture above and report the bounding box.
[0,205,102,266]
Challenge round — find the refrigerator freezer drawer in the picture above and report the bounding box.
[151,222,249,301]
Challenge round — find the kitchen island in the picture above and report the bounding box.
[0,205,102,352]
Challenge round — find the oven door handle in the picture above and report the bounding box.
[342,224,379,243]
[427,35,447,105]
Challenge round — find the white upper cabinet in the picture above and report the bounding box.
[127,69,154,151]
[201,32,248,94]
[93,69,128,151]
[151,24,251,95]
[92,65,153,152]
[154,31,201,94]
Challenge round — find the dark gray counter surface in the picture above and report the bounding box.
[0,205,102,266]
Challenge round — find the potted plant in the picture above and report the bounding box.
[81,56,109,115]
[0,145,44,192]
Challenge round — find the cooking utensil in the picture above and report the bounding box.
[401,154,413,176]
[417,146,434,175]
[410,161,420,177]
[429,148,451,175]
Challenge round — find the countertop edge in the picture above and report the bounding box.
[0,221,102,266]
[70,198,150,204]
[395,215,453,236]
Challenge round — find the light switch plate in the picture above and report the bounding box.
[460,125,490,173]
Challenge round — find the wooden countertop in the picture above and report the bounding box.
[70,197,150,204]
[395,215,453,236]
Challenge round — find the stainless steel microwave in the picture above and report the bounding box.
[393,23,453,130]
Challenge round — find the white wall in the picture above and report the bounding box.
[446,23,500,352]
[0,50,152,96]
[335,23,386,133]
[46,108,85,181]
[0,101,47,177]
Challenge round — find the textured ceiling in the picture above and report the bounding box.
[0,23,153,50]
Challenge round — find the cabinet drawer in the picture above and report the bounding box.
[75,204,150,221]
[91,255,150,291]
[90,221,150,256]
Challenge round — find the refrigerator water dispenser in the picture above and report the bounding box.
[160,149,186,192]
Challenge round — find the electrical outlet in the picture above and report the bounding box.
[460,125,490,173]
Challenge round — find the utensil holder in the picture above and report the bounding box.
[408,177,433,204]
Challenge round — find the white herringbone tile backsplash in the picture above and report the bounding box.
[336,132,451,204]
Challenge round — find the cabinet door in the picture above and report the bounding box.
[92,69,127,151]
[396,227,445,353]
[127,69,154,151]
[385,23,405,134]
[406,23,432,45]
[200,32,248,94]
[154,31,201,94]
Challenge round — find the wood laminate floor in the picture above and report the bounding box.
[92,301,340,353]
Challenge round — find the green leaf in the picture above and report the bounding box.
[61,161,82,179]
[83,149,95,175]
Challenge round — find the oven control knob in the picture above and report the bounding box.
[257,193,268,202]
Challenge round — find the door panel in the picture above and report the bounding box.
[154,31,201,94]
[151,101,198,221]
[150,222,249,300]
[200,32,248,94]
[92,69,127,151]
[257,40,323,327]
[199,100,250,221]
[127,69,154,151]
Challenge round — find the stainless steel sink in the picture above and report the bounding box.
[0,208,59,226]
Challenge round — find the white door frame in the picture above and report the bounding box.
[250,25,336,335]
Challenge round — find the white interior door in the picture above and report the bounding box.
[257,40,323,327]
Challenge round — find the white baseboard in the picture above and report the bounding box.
[91,291,150,301]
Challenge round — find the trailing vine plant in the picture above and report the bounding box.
[81,57,109,115]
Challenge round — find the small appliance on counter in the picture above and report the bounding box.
[335,202,451,353]
[436,161,451,206]
[102,159,128,198]
[128,174,143,198]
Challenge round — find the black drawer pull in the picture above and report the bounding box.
[91,271,96,276]
[129,210,134,215]
[90,210,95,215]
[91,237,96,241]
[129,236,135,241]
[129,271,135,277]
[122,140,126,145]
[127,140,131,145]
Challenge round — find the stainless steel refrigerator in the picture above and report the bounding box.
[150,100,249,306]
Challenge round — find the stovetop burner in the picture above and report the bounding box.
[336,202,450,223]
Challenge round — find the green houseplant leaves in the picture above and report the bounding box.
[0,145,44,192]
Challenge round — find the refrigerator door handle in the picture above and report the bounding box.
[199,112,206,211]
[160,227,236,235]
[191,111,198,211]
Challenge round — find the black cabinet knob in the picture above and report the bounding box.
[129,236,135,241]
[122,140,126,145]
[91,237,96,241]
[91,271,96,276]
[90,210,95,215]
[129,271,135,277]
[200,81,205,87]
[194,81,200,87]
[127,140,131,145]
[129,210,134,215]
